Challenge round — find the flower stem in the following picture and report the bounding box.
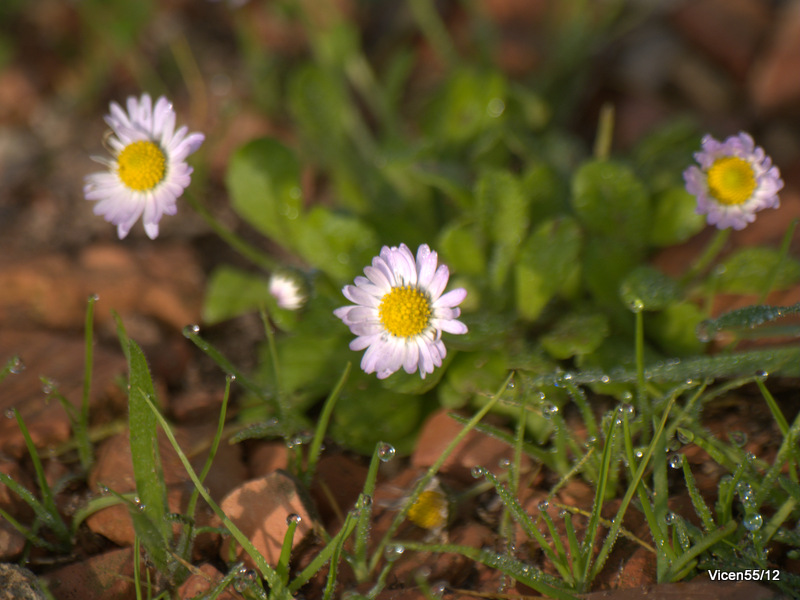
[679,228,730,287]
[184,192,276,271]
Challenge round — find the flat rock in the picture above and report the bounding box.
[218,471,313,568]
[43,547,147,600]
[0,563,45,600]
[86,427,246,548]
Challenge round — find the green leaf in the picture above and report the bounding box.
[582,235,641,310]
[329,382,424,455]
[515,217,582,321]
[696,302,800,342]
[293,206,378,280]
[476,170,530,290]
[203,267,273,324]
[649,187,705,246]
[712,247,800,294]
[422,68,507,144]
[648,301,707,356]
[522,163,569,226]
[619,266,680,312]
[226,137,302,246]
[541,312,610,359]
[287,65,349,161]
[438,220,486,276]
[126,340,170,543]
[571,159,651,249]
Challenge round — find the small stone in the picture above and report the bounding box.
[176,563,239,600]
[43,547,146,600]
[0,563,45,600]
[218,471,313,568]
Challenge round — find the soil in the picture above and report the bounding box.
[1,1,800,599]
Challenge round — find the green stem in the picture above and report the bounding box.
[679,228,730,287]
[408,0,458,66]
[184,192,276,271]
[368,371,515,574]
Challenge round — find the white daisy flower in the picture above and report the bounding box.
[269,273,305,311]
[683,132,783,230]
[84,93,205,239]
[334,243,468,379]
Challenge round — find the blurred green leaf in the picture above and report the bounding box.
[541,312,610,359]
[649,187,706,246]
[476,170,530,291]
[203,267,272,325]
[288,64,350,161]
[582,235,642,310]
[423,68,506,143]
[293,206,377,281]
[515,217,582,321]
[648,301,707,356]
[696,302,800,342]
[620,266,680,312]
[226,137,302,246]
[571,159,651,249]
[438,221,487,276]
[330,382,424,455]
[522,163,570,226]
[438,352,508,409]
[712,248,800,294]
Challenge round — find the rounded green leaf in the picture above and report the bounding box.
[541,312,610,359]
[226,137,302,245]
[571,160,650,249]
[619,266,680,312]
[649,187,705,246]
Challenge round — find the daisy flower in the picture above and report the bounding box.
[84,93,205,239]
[269,273,305,311]
[334,244,467,379]
[683,132,783,230]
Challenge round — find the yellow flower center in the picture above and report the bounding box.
[707,156,756,206]
[378,285,431,338]
[117,140,166,191]
[408,489,448,531]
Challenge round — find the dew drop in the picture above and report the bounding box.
[384,543,405,562]
[743,513,763,531]
[600,375,610,384]
[729,431,747,447]
[183,324,200,337]
[497,457,511,469]
[358,494,372,508]
[5,409,15,419]
[664,512,676,525]
[471,465,486,479]
[541,403,559,418]
[668,453,683,469]
[378,443,396,462]
[286,513,302,525]
[506,378,515,390]
[633,447,645,459]
[676,428,694,445]
[227,373,237,382]
[8,356,25,374]
[537,500,550,511]
[487,97,505,118]
[754,370,768,380]
[629,298,644,313]
[695,321,712,343]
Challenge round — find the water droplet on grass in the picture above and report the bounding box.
[537,500,550,511]
[668,453,683,469]
[743,513,763,531]
[542,403,559,418]
[377,443,395,462]
[729,431,747,447]
[676,428,694,444]
[286,513,301,525]
[664,512,676,525]
[8,356,25,374]
[471,465,486,479]
[384,544,405,561]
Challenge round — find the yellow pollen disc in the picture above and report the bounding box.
[707,156,756,206]
[408,490,448,531]
[117,140,166,191]
[378,285,431,338]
